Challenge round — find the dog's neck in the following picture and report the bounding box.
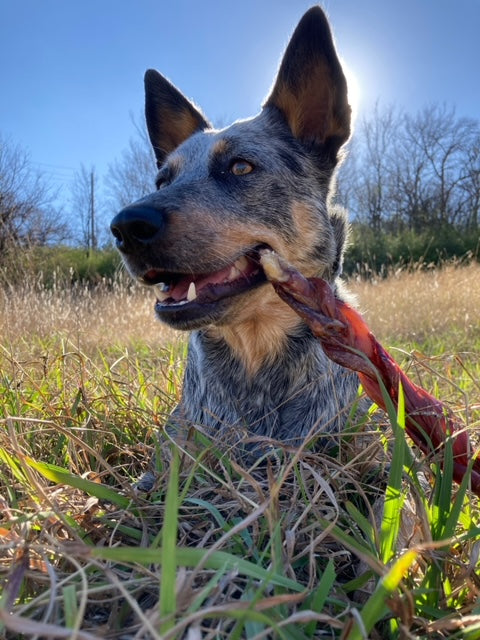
[205,287,304,377]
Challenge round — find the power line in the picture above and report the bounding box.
[31,161,77,172]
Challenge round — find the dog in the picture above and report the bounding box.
[110,6,360,489]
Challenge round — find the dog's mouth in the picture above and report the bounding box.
[141,245,269,311]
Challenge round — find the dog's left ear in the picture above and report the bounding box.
[264,6,350,160]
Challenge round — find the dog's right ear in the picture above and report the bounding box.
[144,69,211,168]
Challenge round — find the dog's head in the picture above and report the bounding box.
[111,6,351,331]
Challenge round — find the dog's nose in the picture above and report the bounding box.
[110,204,165,253]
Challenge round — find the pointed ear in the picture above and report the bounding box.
[144,69,211,167]
[264,7,351,158]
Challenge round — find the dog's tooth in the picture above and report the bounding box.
[187,281,197,301]
[154,285,170,302]
[234,256,249,272]
[228,266,241,281]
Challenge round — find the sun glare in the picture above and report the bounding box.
[342,61,361,124]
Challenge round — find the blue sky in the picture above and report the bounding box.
[1,0,479,212]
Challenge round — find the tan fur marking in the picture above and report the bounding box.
[166,201,329,274]
[169,154,184,173]
[290,201,331,275]
[208,287,302,376]
[176,108,205,143]
[186,204,326,274]
[211,138,228,156]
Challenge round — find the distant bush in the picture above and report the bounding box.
[1,246,123,287]
[2,228,479,287]
[344,224,479,276]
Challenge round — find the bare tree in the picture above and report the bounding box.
[105,116,156,213]
[70,164,102,252]
[402,104,478,228]
[460,134,480,231]
[338,103,480,236]
[337,103,399,231]
[390,118,431,232]
[0,135,67,259]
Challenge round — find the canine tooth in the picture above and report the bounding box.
[187,281,197,301]
[157,282,170,292]
[228,266,241,280]
[234,256,249,272]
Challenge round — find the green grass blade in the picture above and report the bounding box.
[185,497,228,529]
[304,558,336,637]
[347,549,418,640]
[24,457,132,509]
[159,446,180,633]
[380,381,407,564]
[443,458,475,539]
[0,448,29,486]
[317,517,380,569]
[62,585,78,629]
[432,424,453,540]
[345,501,376,551]
[90,545,304,592]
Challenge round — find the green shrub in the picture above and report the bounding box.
[344,224,479,276]
[1,246,123,287]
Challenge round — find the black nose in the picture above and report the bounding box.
[110,204,165,253]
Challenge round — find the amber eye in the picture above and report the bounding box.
[230,159,254,176]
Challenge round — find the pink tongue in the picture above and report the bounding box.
[168,263,236,301]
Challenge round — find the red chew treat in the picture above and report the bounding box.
[260,252,480,497]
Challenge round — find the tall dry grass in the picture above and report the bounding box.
[0,273,179,354]
[2,261,479,351]
[348,261,480,346]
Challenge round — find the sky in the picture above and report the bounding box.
[1,0,480,220]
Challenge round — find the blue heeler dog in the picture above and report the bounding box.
[110,6,360,489]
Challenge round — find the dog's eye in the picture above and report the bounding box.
[230,159,254,176]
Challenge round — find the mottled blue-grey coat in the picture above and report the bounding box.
[110,7,360,487]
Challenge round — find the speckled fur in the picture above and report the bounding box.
[111,7,360,489]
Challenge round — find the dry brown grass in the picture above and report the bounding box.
[2,261,479,353]
[348,261,480,346]
[0,276,180,354]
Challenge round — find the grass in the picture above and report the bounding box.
[0,261,479,638]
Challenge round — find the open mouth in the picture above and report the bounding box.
[141,245,269,311]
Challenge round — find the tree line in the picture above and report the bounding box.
[337,103,479,272]
[339,102,480,233]
[0,102,479,278]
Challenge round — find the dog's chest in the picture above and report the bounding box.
[179,330,359,443]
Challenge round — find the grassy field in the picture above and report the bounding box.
[0,262,479,639]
